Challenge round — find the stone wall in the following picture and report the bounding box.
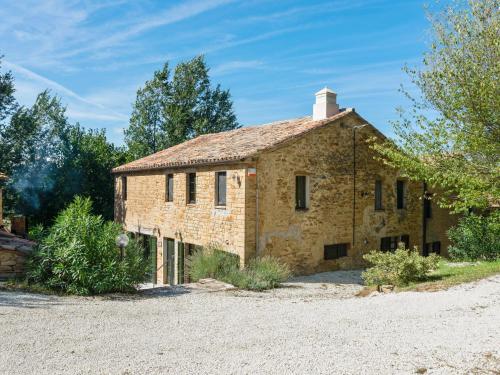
[115,112,457,280]
[252,113,443,274]
[115,164,249,284]
[0,231,35,279]
[0,249,27,279]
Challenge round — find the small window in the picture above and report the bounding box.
[121,176,127,201]
[396,180,406,209]
[380,235,409,252]
[400,234,410,249]
[324,243,349,260]
[187,173,196,204]
[166,174,174,202]
[432,241,441,254]
[295,175,308,210]
[216,171,227,206]
[424,194,432,218]
[375,180,383,210]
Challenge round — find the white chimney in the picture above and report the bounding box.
[313,87,339,120]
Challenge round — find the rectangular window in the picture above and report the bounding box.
[187,173,196,204]
[380,235,409,252]
[424,197,432,218]
[324,243,349,260]
[432,241,441,254]
[216,171,227,206]
[400,234,410,249]
[166,174,174,202]
[375,180,383,210]
[121,176,127,201]
[295,175,308,210]
[396,180,405,209]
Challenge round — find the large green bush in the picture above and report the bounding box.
[448,211,499,261]
[189,245,291,291]
[362,247,440,287]
[27,197,148,295]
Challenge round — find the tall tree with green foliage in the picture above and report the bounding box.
[0,87,126,224]
[373,0,499,213]
[0,56,17,127]
[125,55,239,159]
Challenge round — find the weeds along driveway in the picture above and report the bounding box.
[1,275,499,375]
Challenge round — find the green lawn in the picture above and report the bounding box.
[401,259,500,292]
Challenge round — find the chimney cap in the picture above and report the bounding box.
[315,86,336,96]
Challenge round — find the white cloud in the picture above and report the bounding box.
[211,60,263,75]
[5,60,129,123]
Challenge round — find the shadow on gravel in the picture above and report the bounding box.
[0,292,63,309]
[287,270,364,285]
[102,285,193,301]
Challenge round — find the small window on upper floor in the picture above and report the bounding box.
[295,175,309,210]
[375,179,383,210]
[121,176,127,201]
[187,173,196,204]
[216,171,227,206]
[396,180,406,209]
[166,174,174,202]
[424,193,432,218]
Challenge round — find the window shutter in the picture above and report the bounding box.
[217,172,226,206]
[166,174,174,202]
[375,180,383,210]
[424,197,432,218]
[396,180,405,209]
[188,173,196,203]
[296,176,307,209]
[121,176,127,201]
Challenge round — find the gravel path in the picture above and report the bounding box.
[1,274,499,375]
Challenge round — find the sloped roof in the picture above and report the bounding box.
[113,109,354,173]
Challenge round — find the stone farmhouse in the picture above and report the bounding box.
[113,88,456,285]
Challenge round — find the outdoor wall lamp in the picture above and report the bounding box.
[116,233,129,260]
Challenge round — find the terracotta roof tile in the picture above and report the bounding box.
[113,109,353,173]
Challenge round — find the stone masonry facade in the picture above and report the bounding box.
[114,93,457,284]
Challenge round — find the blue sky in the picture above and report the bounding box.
[0,0,433,145]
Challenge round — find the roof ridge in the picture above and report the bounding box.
[112,110,354,173]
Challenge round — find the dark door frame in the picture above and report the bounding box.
[163,238,175,285]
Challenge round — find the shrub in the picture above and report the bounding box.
[242,256,292,290]
[189,244,240,282]
[448,211,500,261]
[362,247,440,286]
[27,196,148,295]
[189,246,291,291]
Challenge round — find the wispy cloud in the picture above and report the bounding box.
[211,60,264,75]
[57,0,234,59]
[4,60,128,122]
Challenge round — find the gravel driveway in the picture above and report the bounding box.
[1,273,499,375]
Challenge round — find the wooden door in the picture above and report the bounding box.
[163,238,175,285]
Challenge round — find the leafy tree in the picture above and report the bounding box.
[125,55,239,159]
[373,0,499,213]
[0,56,17,127]
[0,89,125,224]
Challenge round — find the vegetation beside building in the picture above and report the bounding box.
[27,197,148,295]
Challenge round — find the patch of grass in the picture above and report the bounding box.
[399,259,500,292]
[189,246,291,291]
